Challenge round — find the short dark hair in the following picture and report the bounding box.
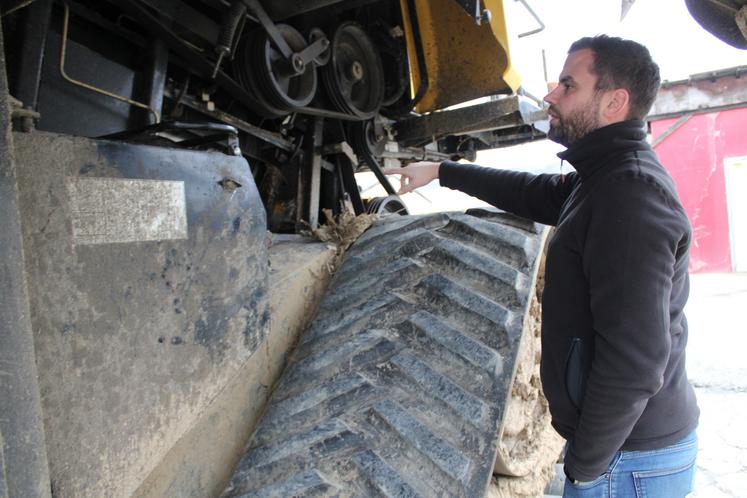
[569,35,661,120]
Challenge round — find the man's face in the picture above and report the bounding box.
[544,49,604,146]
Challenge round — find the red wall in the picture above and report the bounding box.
[652,108,747,273]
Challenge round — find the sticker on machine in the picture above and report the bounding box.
[67,177,188,245]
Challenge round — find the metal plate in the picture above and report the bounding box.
[13,132,269,498]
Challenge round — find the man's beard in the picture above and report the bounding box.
[547,95,602,146]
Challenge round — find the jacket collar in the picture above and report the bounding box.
[557,120,650,180]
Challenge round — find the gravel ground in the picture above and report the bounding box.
[686,273,747,498]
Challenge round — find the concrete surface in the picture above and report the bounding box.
[686,272,747,498]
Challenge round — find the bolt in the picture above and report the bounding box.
[350,61,364,81]
[292,54,305,74]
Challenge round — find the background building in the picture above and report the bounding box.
[650,66,747,273]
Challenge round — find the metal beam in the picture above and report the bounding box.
[12,0,53,116]
[263,0,347,21]
[308,117,324,229]
[393,96,546,145]
[0,24,52,498]
[163,89,294,151]
[142,39,169,126]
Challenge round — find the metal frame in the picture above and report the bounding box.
[162,88,295,151]
[142,40,169,126]
[59,3,161,123]
[307,117,324,229]
[393,95,547,146]
[0,23,52,498]
[12,0,52,120]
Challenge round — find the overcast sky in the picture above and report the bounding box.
[465,0,747,173]
[507,0,747,96]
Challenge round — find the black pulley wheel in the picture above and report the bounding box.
[323,22,385,118]
[234,24,318,118]
[365,195,409,215]
[374,30,409,108]
[349,119,386,169]
[349,118,398,196]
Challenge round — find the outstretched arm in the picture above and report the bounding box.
[385,160,576,226]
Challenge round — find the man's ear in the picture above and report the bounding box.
[602,89,630,122]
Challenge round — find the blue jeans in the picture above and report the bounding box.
[563,430,698,498]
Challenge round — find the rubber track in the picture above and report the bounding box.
[221,210,546,498]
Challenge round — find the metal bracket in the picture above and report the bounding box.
[394,95,545,145]
[295,37,330,68]
[321,142,358,165]
[243,0,330,77]
[515,0,545,38]
[307,117,324,229]
[452,0,490,25]
[60,3,161,122]
[243,0,293,59]
[737,6,747,41]
[100,120,242,156]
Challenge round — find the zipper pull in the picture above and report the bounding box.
[560,159,565,183]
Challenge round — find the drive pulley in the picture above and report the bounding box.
[349,118,386,170]
[322,22,385,118]
[233,24,327,118]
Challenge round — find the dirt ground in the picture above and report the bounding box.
[685,272,747,498]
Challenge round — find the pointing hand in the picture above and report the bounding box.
[384,161,441,194]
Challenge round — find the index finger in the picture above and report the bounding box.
[384,167,406,175]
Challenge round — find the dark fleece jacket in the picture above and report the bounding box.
[439,120,699,481]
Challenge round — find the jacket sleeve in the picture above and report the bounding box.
[563,172,689,481]
[438,160,575,226]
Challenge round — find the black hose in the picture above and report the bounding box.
[217,1,248,54]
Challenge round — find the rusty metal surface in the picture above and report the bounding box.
[649,65,747,120]
[13,132,269,498]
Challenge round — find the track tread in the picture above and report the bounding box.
[221,212,546,498]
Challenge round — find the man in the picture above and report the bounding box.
[386,35,699,497]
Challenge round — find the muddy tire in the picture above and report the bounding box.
[488,251,565,497]
[222,210,552,498]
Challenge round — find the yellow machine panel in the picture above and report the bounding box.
[401,0,521,113]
